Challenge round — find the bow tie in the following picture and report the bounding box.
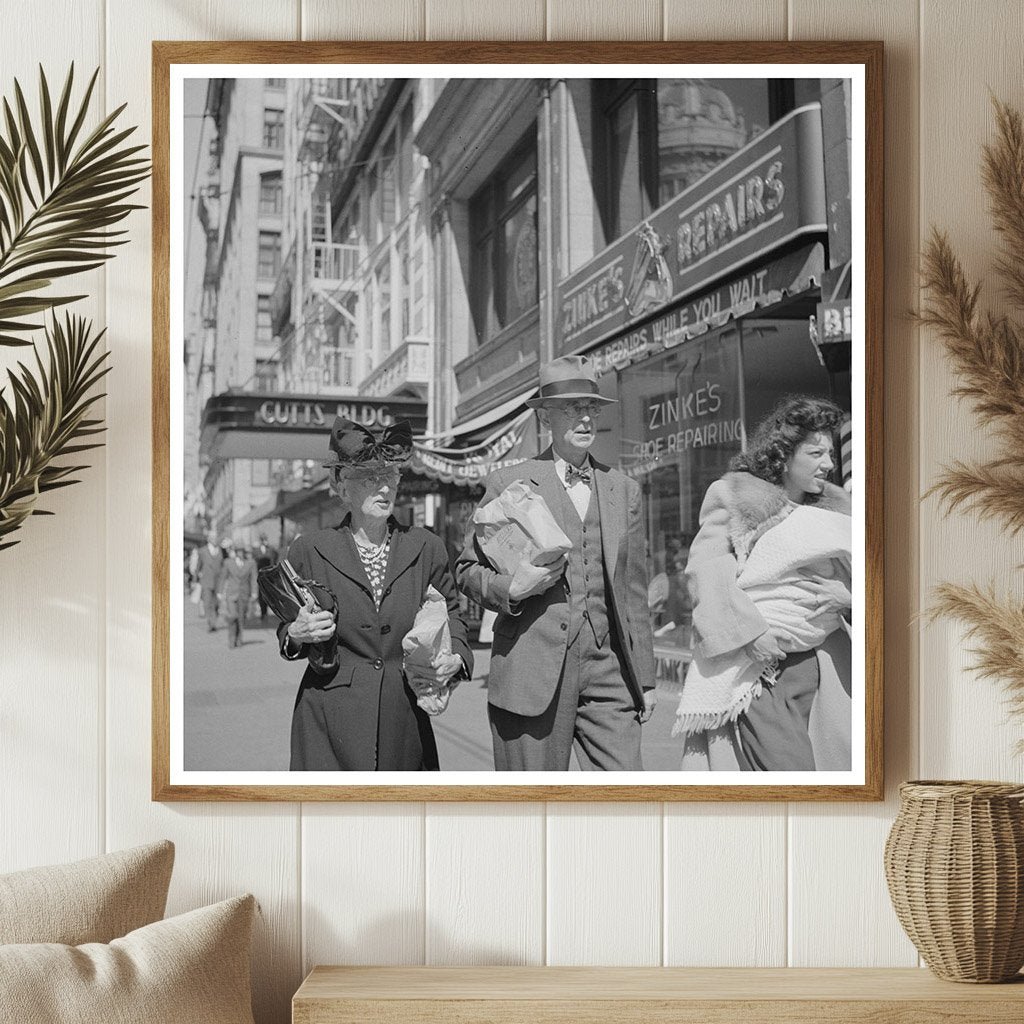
[565,462,592,486]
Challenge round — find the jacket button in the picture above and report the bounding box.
[380,624,391,634]
[560,623,567,632]
[372,658,383,669]
[382,587,391,597]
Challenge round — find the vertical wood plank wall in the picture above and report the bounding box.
[3,2,1021,1022]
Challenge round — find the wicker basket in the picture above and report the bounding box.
[884,780,1024,982]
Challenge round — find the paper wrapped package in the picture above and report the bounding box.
[472,479,572,576]
[402,585,455,716]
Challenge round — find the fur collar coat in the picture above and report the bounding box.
[685,471,852,659]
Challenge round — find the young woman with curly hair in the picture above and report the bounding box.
[673,395,853,772]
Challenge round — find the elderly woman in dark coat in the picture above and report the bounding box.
[279,417,472,771]
[674,396,853,772]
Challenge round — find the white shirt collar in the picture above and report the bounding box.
[553,453,591,485]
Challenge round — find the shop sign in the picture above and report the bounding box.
[588,243,824,377]
[811,300,852,345]
[203,391,428,438]
[410,416,532,487]
[630,374,743,468]
[556,104,827,357]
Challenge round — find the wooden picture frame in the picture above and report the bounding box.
[153,41,883,801]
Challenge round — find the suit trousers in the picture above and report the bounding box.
[223,596,247,648]
[201,586,218,630]
[488,623,642,771]
[736,649,819,771]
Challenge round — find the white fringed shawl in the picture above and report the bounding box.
[674,503,852,739]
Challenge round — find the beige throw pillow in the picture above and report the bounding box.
[0,894,256,1024]
[0,840,174,945]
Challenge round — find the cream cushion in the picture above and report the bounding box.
[0,894,256,1024]
[0,840,174,945]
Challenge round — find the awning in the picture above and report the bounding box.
[410,410,537,488]
[587,242,825,377]
[232,494,283,529]
[422,386,538,444]
[230,482,328,529]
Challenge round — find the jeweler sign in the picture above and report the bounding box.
[556,104,827,357]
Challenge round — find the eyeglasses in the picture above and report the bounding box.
[548,400,604,418]
[337,468,401,487]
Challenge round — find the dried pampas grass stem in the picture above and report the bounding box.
[922,97,1024,738]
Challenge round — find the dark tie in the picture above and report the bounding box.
[565,462,592,486]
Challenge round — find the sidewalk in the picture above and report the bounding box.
[183,598,685,772]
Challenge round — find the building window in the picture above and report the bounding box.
[370,133,397,244]
[376,258,392,356]
[254,360,277,394]
[398,233,411,341]
[469,132,539,347]
[257,231,280,279]
[596,79,783,242]
[259,175,282,216]
[256,295,273,345]
[262,108,284,150]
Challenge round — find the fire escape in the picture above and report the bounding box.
[296,81,361,392]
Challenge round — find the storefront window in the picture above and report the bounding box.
[739,314,833,437]
[596,78,782,244]
[616,329,744,652]
[606,86,647,242]
[469,132,539,346]
[656,79,771,203]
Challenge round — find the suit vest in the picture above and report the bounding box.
[556,480,610,647]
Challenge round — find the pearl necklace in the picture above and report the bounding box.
[353,529,389,558]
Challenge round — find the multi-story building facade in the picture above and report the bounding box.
[417,75,854,660]
[187,77,286,543]
[266,77,435,533]
[187,74,854,652]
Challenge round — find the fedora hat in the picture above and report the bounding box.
[322,417,413,469]
[525,355,617,408]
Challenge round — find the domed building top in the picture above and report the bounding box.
[659,79,741,128]
[656,78,753,202]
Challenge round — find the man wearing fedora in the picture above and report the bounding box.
[457,355,657,771]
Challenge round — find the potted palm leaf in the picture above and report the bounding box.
[0,65,149,551]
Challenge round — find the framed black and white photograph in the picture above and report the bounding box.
[152,41,883,801]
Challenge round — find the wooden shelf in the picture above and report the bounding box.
[293,966,1024,1023]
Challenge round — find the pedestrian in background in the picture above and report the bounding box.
[218,543,257,649]
[195,530,224,631]
[254,534,278,619]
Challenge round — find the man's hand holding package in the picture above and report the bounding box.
[508,555,566,602]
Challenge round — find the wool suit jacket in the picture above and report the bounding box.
[278,516,473,771]
[456,447,656,718]
[217,556,256,603]
[196,546,223,590]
